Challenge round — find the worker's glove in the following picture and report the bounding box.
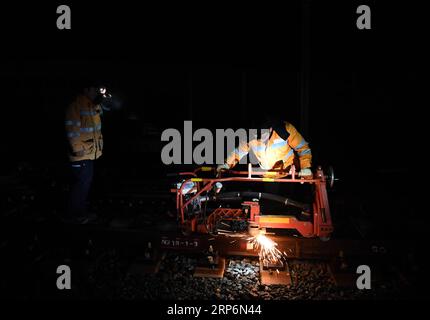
[216,163,230,176]
[298,168,313,178]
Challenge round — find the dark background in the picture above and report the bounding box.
[0,0,426,304]
[0,1,422,227]
[1,2,421,204]
[0,1,421,170]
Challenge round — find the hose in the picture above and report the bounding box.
[213,191,310,212]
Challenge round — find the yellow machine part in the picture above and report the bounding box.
[258,216,291,224]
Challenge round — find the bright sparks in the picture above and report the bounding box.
[248,234,286,264]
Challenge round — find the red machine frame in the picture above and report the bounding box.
[173,165,333,239]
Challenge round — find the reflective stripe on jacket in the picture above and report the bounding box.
[225,121,312,175]
[65,94,103,162]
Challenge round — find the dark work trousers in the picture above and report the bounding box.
[67,160,94,218]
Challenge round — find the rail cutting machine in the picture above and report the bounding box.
[170,165,335,240]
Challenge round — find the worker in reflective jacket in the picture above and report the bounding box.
[217,118,313,179]
[64,85,110,224]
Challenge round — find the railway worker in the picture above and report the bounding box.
[63,84,116,224]
[217,116,313,179]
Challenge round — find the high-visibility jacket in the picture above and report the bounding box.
[225,121,311,176]
[65,94,103,162]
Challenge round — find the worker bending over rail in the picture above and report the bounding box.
[217,116,313,179]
